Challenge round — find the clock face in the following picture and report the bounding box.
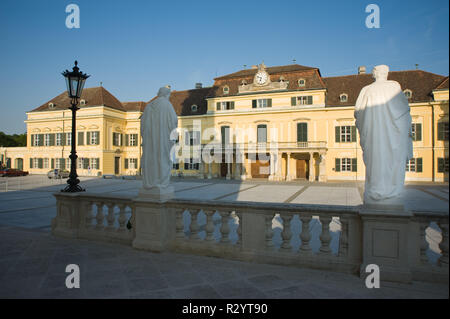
[255,71,268,85]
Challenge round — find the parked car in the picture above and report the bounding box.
[1,168,29,177]
[47,169,70,179]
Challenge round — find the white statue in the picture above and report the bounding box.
[354,65,413,206]
[139,86,178,200]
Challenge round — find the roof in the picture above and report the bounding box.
[214,64,318,80]
[323,70,447,106]
[145,87,212,116]
[435,77,449,90]
[30,87,126,112]
[121,101,147,112]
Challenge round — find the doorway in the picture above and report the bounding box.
[114,157,120,175]
[296,159,309,179]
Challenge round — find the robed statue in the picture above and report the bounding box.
[140,86,178,199]
[354,65,413,206]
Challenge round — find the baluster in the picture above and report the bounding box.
[220,211,230,244]
[319,215,332,255]
[176,210,185,239]
[419,221,429,264]
[438,221,449,268]
[95,202,105,230]
[205,210,215,242]
[299,215,311,252]
[85,201,95,229]
[189,210,200,240]
[265,213,274,250]
[281,214,293,252]
[235,211,242,246]
[106,203,115,231]
[339,217,348,257]
[117,204,127,232]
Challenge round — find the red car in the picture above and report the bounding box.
[1,168,29,177]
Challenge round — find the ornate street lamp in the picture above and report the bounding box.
[61,61,89,192]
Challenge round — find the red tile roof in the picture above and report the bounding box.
[30,87,126,112]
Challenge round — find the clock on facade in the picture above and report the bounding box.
[255,70,269,85]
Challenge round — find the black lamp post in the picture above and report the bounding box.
[61,61,89,192]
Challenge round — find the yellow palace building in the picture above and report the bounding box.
[1,63,448,182]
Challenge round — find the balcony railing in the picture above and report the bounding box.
[195,141,327,152]
[53,192,448,283]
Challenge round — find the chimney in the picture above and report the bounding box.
[358,66,366,74]
[195,83,202,89]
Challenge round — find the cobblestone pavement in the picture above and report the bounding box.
[0,225,448,299]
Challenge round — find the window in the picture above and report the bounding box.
[438,122,449,141]
[33,134,40,146]
[297,123,308,143]
[33,158,39,169]
[66,133,72,146]
[128,158,137,169]
[221,126,230,145]
[252,99,272,108]
[128,134,138,146]
[56,133,62,146]
[335,125,356,143]
[191,104,198,112]
[223,86,229,94]
[66,158,71,170]
[438,158,449,173]
[43,158,49,169]
[335,158,357,172]
[298,79,306,87]
[291,96,313,106]
[89,158,99,170]
[257,124,267,143]
[411,123,422,141]
[48,102,55,109]
[185,131,200,146]
[89,131,99,145]
[113,133,122,146]
[404,89,412,99]
[184,158,199,170]
[80,99,86,106]
[406,158,423,172]
[172,162,179,170]
[216,101,234,110]
[340,94,348,103]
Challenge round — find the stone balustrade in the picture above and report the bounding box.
[52,192,448,283]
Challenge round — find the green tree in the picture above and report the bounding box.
[0,131,27,147]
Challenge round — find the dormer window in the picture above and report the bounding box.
[404,89,412,99]
[48,102,55,109]
[241,80,247,86]
[80,99,86,106]
[223,86,229,95]
[279,76,286,82]
[339,94,348,103]
[191,104,198,112]
[298,79,306,87]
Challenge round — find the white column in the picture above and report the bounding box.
[226,162,231,180]
[309,152,315,182]
[319,152,327,182]
[268,152,275,181]
[198,161,204,179]
[286,152,291,181]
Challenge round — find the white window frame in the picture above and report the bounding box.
[43,158,49,169]
[185,158,199,170]
[56,133,62,146]
[257,99,268,108]
[55,158,61,169]
[406,158,416,172]
[66,133,72,146]
[89,158,98,170]
[340,94,348,102]
[129,134,137,146]
[66,158,71,170]
[129,158,137,170]
[297,96,312,105]
[340,126,352,142]
[90,131,98,145]
[298,79,306,87]
[33,158,39,168]
[44,134,50,146]
[33,134,40,146]
[404,89,412,99]
[341,158,352,172]
[223,86,229,95]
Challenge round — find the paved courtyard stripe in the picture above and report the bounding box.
[413,187,449,202]
[284,186,309,203]
[0,204,56,214]
[213,184,260,201]
[175,182,215,193]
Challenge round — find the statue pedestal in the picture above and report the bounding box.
[138,185,174,202]
[363,195,405,212]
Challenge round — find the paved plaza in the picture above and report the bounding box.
[0,175,448,298]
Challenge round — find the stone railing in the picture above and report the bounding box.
[52,193,448,283]
[199,141,327,152]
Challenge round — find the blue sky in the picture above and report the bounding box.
[0,0,448,134]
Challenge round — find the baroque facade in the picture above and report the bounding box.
[1,63,449,182]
